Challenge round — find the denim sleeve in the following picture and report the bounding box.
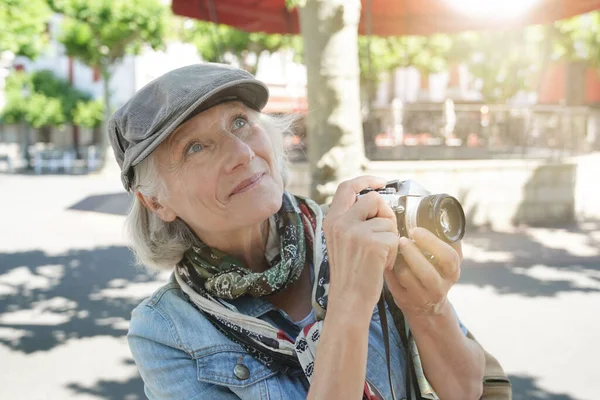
[127,304,238,400]
[450,302,468,336]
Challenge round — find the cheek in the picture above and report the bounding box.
[183,167,219,205]
[165,167,217,216]
[253,131,280,168]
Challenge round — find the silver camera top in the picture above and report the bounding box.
[382,179,431,197]
[359,179,432,212]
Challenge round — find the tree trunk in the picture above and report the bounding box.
[387,69,397,104]
[99,65,111,168]
[299,0,366,204]
[68,57,82,159]
[72,125,81,159]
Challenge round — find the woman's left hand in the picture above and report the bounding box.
[384,227,463,317]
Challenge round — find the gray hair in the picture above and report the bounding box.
[125,111,299,271]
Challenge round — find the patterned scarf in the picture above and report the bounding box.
[175,192,330,372]
[181,193,308,300]
[174,191,427,399]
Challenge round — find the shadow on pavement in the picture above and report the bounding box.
[68,192,132,216]
[510,374,579,400]
[1,225,597,399]
[459,220,600,297]
[0,246,162,354]
[67,359,144,400]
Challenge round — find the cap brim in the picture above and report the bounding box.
[129,79,269,175]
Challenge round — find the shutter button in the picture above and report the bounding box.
[234,363,250,380]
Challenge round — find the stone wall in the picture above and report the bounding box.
[287,154,600,229]
[575,152,600,221]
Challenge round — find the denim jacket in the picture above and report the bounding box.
[128,274,467,400]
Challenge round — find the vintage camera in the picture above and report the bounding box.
[359,180,466,244]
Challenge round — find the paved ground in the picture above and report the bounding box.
[0,163,598,400]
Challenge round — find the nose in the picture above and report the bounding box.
[221,132,255,173]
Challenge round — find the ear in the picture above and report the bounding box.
[135,191,177,222]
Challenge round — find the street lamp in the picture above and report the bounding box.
[21,85,32,170]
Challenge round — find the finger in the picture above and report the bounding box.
[327,176,387,217]
[348,190,396,223]
[452,241,464,263]
[389,263,430,304]
[373,231,400,271]
[363,217,397,233]
[409,228,461,281]
[398,236,444,291]
[384,268,407,296]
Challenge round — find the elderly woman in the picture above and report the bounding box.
[109,63,486,400]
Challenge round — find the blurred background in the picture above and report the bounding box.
[1,0,599,399]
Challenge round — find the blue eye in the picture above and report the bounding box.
[186,143,204,155]
[233,117,247,129]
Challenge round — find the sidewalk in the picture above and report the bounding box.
[455,221,600,400]
[0,166,598,399]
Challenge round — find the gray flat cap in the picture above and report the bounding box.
[108,63,269,191]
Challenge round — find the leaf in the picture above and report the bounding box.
[73,99,105,128]
[0,70,98,127]
[0,0,51,58]
[56,0,168,67]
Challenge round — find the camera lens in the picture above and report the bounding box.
[416,195,466,243]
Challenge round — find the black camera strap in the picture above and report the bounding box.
[377,293,397,400]
[381,287,423,400]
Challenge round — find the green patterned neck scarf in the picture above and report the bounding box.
[182,192,308,299]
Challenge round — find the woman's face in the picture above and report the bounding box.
[151,101,284,235]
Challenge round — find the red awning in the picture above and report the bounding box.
[172,0,600,37]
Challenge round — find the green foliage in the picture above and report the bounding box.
[49,0,167,68]
[181,20,302,74]
[464,26,547,103]
[1,72,65,128]
[0,0,50,58]
[555,11,600,69]
[1,70,102,128]
[73,99,104,128]
[30,70,91,122]
[442,12,600,103]
[285,0,306,8]
[359,34,454,87]
[1,72,30,123]
[26,93,65,128]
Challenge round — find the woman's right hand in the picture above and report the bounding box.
[323,176,399,320]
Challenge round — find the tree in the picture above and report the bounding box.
[358,34,455,107]
[463,27,546,103]
[293,1,453,201]
[298,0,365,203]
[49,0,168,165]
[181,20,302,75]
[0,0,50,59]
[555,11,600,69]
[2,71,64,128]
[1,69,101,168]
[548,11,600,106]
[1,69,103,130]
[73,99,104,130]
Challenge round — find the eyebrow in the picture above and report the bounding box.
[169,127,190,145]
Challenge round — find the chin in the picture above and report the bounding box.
[231,179,283,220]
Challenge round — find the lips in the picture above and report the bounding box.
[231,172,265,195]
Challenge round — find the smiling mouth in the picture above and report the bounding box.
[231,173,265,195]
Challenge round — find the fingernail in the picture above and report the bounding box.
[399,236,411,247]
[409,228,419,239]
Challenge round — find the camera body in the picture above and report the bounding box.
[359,179,466,244]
